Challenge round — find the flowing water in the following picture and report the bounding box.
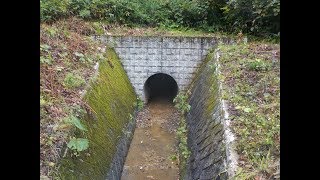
[121,98,180,180]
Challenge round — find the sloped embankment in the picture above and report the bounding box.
[184,50,230,179]
[217,43,280,179]
[57,48,137,179]
[40,18,108,179]
[184,42,280,179]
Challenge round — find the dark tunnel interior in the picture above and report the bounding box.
[144,73,178,103]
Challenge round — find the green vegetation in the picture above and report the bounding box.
[134,97,144,110]
[173,92,191,179]
[184,43,279,179]
[173,93,191,114]
[40,18,102,179]
[63,72,85,88]
[67,138,89,156]
[218,43,280,179]
[63,114,90,155]
[41,0,279,38]
[40,0,280,177]
[64,115,87,132]
[57,47,136,179]
[40,18,137,179]
[177,120,191,160]
[169,154,178,161]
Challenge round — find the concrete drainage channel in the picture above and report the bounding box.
[57,36,237,180]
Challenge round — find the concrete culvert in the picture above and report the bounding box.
[144,73,178,103]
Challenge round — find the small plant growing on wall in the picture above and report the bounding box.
[134,97,144,110]
[63,72,85,89]
[64,115,89,156]
[173,92,192,178]
[67,137,89,157]
[173,92,191,114]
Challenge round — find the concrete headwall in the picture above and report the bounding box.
[94,36,225,101]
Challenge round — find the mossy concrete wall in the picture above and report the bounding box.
[58,48,137,180]
[185,50,231,179]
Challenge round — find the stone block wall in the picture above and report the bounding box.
[106,111,137,180]
[185,51,228,180]
[94,36,220,101]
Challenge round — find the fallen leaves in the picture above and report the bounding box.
[219,43,280,179]
[40,18,102,178]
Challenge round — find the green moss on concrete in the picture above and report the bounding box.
[187,49,215,92]
[204,66,219,118]
[187,49,219,119]
[174,56,218,179]
[184,49,227,179]
[57,48,136,180]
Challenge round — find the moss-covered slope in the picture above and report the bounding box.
[184,49,228,180]
[58,48,136,179]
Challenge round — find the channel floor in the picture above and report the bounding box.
[121,99,180,180]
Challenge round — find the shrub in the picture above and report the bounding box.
[67,137,89,156]
[40,0,71,22]
[173,92,191,114]
[135,97,144,110]
[40,0,280,39]
[222,0,280,35]
[247,59,272,71]
[63,72,85,88]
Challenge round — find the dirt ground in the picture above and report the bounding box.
[121,99,180,180]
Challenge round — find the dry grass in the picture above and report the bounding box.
[218,42,280,179]
[40,17,104,179]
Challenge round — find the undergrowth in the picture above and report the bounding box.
[134,97,144,111]
[173,92,191,179]
[40,0,279,38]
[40,17,106,179]
[218,42,280,179]
[56,47,136,179]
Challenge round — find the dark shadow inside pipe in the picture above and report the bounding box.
[144,73,178,103]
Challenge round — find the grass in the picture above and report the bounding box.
[83,22,279,46]
[40,16,279,179]
[173,92,192,179]
[41,17,138,179]
[40,17,105,179]
[217,42,280,179]
[84,21,279,43]
[63,72,86,89]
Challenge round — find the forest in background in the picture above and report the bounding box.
[41,0,280,38]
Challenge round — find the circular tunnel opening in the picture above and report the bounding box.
[144,73,178,103]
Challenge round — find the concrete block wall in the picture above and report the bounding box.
[94,36,220,101]
[106,111,137,180]
[185,52,228,180]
